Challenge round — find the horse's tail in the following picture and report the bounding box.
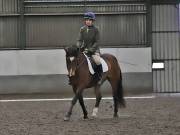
[116,72,126,108]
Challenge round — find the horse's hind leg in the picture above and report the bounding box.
[108,79,119,118]
[78,95,88,119]
[92,84,102,117]
[113,93,119,118]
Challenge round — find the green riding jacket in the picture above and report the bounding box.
[76,25,100,53]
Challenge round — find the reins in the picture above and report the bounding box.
[75,53,87,69]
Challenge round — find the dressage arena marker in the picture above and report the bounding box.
[0,96,155,102]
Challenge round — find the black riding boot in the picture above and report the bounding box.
[96,64,103,85]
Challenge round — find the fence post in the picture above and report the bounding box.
[146,0,152,47]
[19,0,26,49]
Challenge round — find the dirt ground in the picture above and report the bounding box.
[0,94,180,135]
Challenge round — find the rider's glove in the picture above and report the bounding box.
[84,48,94,56]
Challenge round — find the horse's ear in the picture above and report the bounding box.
[64,47,68,53]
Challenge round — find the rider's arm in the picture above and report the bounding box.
[89,27,100,53]
[76,27,84,49]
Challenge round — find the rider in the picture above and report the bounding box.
[76,11,103,83]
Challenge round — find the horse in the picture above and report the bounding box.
[64,46,125,121]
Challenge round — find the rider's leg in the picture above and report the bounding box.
[92,53,101,65]
[92,53,103,84]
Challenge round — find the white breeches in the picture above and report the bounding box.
[92,53,101,65]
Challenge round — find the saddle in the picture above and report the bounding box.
[83,53,108,75]
[88,57,101,74]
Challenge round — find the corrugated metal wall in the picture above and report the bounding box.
[25,0,146,48]
[0,0,19,48]
[0,0,147,49]
[0,0,19,13]
[0,17,19,48]
[153,60,180,93]
[152,3,180,92]
[1,0,180,93]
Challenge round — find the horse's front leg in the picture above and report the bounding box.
[78,94,88,119]
[64,91,81,121]
[92,85,102,117]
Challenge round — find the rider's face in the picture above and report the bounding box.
[85,19,93,26]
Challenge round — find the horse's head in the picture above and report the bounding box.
[64,46,80,77]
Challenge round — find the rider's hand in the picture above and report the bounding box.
[84,48,88,54]
[83,49,91,56]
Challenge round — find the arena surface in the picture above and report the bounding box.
[0,94,180,135]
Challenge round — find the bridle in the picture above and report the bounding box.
[67,51,87,77]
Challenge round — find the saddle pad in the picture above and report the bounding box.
[83,53,108,75]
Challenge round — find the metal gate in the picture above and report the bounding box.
[152,1,180,92]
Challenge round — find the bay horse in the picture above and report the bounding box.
[64,46,125,121]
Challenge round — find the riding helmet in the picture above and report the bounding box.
[84,12,96,20]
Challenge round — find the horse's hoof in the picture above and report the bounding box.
[64,116,70,121]
[84,115,88,119]
[91,114,98,118]
[113,114,119,118]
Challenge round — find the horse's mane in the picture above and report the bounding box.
[66,46,79,57]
